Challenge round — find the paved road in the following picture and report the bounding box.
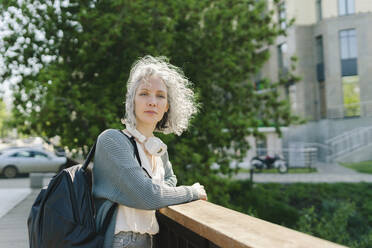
[234,162,372,183]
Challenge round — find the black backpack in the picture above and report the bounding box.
[27,130,144,248]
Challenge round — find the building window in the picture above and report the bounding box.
[339,29,358,76]
[316,0,322,21]
[342,75,360,117]
[277,42,288,77]
[316,36,325,81]
[254,70,263,91]
[277,2,286,30]
[315,37,326,119]
[319,81,327,119]
[256,137,267,156]
[339,29,357,59]
[339,29,359,117]
[316,36,324,64]
[277,44,284,70]
[338,0,355,16]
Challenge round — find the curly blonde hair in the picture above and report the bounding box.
[123,55,198,135]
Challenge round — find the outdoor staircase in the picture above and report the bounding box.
[325,126,372,162]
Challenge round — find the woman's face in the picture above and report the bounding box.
[134,75,169,129]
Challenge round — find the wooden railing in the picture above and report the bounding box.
[155,200,347,248]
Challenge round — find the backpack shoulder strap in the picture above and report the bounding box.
[82,143,96,170]
[82,129,151,178]
[117,129,141,166]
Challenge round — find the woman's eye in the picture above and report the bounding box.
[157,95,166,98]
[139,92,148,96]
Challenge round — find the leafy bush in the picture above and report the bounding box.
[297,201,372,248]
[207,181,372,247]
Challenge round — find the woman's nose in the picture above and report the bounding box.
[147,96,157,106]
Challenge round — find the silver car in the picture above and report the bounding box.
[0,147,67,178]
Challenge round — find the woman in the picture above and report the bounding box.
[92,55,207,248]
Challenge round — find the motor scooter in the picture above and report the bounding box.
[250,154,288,173]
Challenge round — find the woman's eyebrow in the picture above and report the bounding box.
[138,88,166,94]
[138,88,150,91]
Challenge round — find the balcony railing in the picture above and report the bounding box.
[155,200,347,248]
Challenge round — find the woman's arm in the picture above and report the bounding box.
[161,152,177,187]
[92,129,199,210]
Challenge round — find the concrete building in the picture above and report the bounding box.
[259,0,372,162]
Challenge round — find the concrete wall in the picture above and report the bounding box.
[269,0,317,27]
[287,0,316,25]
[355,0,372,13]
[294,26,317,119]
[357,14,372,115]
[335,143,372,163]
[283,116,372,145]
[261,25,315,119]
[314,17,343,117]
[269,0,372,25]
[322,0,340,19]
[313,13,372,117]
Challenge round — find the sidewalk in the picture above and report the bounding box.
[0,188,31,219]
[0,190,39,248]
[0,177,52,248]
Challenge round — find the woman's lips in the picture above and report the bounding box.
[145,111,157,114]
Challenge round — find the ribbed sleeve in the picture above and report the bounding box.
[162,152,177,187]
[92,129,198,210]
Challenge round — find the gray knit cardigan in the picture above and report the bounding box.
[92,129,199,248]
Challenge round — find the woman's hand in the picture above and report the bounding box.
[191,182,207,201]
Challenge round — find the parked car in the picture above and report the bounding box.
[0,147,67,178]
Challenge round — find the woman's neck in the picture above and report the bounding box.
[136,124,154,138]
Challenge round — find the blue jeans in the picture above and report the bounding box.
[112,231,152,248]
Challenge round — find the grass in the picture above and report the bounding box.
[340,161,372,174]
[239,167,317,174]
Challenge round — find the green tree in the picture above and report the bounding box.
[0,0,299,184]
